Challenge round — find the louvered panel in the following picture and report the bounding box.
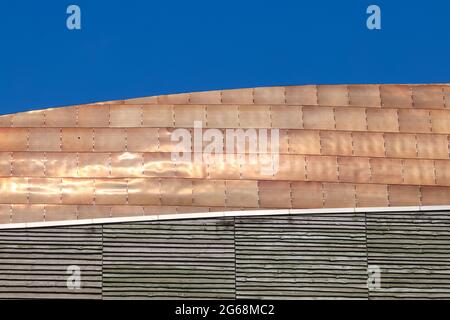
[102,218,235,299]
[366,211,450,299]
[235,214,368,299]
[0,226,102,299]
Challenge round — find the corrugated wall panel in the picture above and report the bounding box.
[0,226,102,299]
[367,211,450,299]
[102,218,235,299]
[235,215,368,299]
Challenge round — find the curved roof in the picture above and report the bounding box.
[1,84,450,227]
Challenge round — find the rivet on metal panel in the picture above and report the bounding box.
[398,109,431,133]
[402,159,436,186]
[434,160,450,186]
[412,85,445,109]
[430,110,450,134]
[320,131,353,156]
[416,134,449,159]
[388,185,421,206]
[61,128,93,152]
[45,107,78,127]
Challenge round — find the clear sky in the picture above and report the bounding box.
[0,0,449,114]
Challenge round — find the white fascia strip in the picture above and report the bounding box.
[0,205,449,230]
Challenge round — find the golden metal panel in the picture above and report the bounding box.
[46,153,78,177]
[221,89,254,105]
[61,128,93,152]
[302,106,335,130]
[45,106,77,127]
[398,109,431,133]
[305,155,338,182]
[190,90,222,104]
[12,111,45,127]
[174,155,206,179]
[317,85,349,106]
[352,132,385,157]
[206,105,239,128]
[384,133,417,158]
[78,153,110,178]
[143,153,176,178]
[94,179,128,205]
[142,105,174,127]
[403,159,435,185]
[334,107,367,131]
[0,178,28,204]
[445,86,450,108]
[174,105,206,127]
[0,115,12,127]
[253,87,285,104]
[0,205,10,223]
[421,187,450,205]
[356,184,388,207]
[0,128,28,151]
[158,93,191,104]
[288,130,321,155]
[323,182,355,208]
[110,105,142,127]
[28,128,61,152]
[434,160,450,186]
[11,205,44,223]
[78,204,111,219]
[192,180,226,207]
[45,205,78,221]
[366,108,399,132]
[94,128,126,152]
[337,157,371,183]
[61,178,94,205]
[28,178,61,204]
[285,85,317,105]
[159,128,183,152]
[208,156,240,180]
[320,131,353,156]
[12,152,45,177]
[160,179,192,206]
[348,85,381,107]
[271,106,302,129]
[388,185,421,206]
[77,105,110,127]
[127,178,160,205]
[239,105,271,128]
[412,85,445,109]
[126,128,159,152]
[380,85,412,108]
[258,181,291,208]
[370,158,403,184]
[110,205,144,218]
[273,155,306,181]
[416,134,449,159]
[430,110,450,134]
[143,206,178,215]
[0,153,10,177]
[226,180,258,208]
[291,181,323,208]
[110,152,143,177]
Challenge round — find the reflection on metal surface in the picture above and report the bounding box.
[0,84,450,226]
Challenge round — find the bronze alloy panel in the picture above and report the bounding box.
[0,84,450,226]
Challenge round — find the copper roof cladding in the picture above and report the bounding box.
[0,84,450,226]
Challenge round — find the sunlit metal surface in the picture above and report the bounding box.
[0,84,450,226]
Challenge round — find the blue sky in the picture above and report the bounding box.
[0,0,449,114]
